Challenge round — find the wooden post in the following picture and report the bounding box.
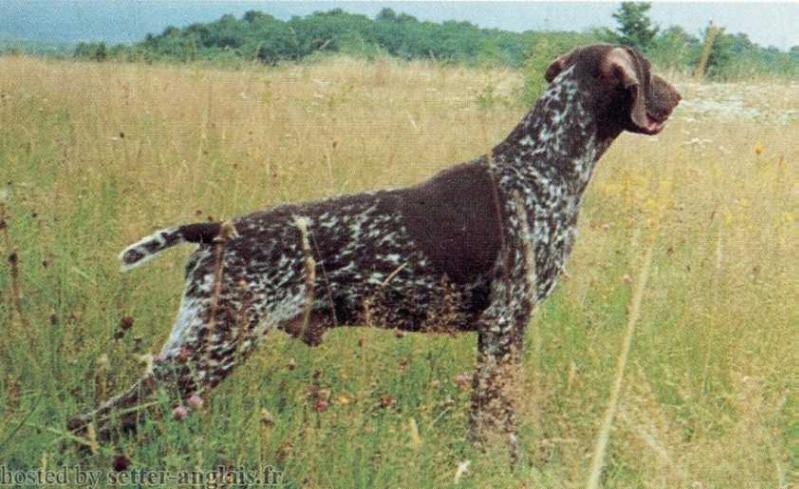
[694,21,722,81]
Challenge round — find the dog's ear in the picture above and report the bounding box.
[601,47,648,129]
[545,50,575,83]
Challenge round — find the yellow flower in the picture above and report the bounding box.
[723,210,734,225]
[753,142,765,155]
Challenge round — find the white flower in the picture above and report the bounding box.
[453,460,470,483]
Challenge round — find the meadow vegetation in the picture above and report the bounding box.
[0,54,796,488]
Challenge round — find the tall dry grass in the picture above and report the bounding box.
[0,55,796,488]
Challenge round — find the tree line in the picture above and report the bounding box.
[69,4,799,80]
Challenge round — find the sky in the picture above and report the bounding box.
[1,1,797,51]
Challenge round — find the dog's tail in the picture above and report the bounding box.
[119,222,223,271]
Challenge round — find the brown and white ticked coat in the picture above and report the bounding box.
[69,44,681,458]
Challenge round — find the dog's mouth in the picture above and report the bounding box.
[636,111,669,136]
[638,112,667,135]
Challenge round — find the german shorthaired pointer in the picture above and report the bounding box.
[69,44,680,457]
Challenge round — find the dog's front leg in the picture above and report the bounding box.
[469,290,528,466]
[469,194,537,465]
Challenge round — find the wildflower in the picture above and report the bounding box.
[173,405,189,421]
[186,394,204,410]
[119,316,134,331]
[114,314,134,341]
[379,395,394,408]
[753,142,765,155]
[314,399,329,413]
[112,454,131,472]
[453,460,470,483]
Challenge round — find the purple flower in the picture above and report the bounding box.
[172,405,189,421]
[186,394,204,410]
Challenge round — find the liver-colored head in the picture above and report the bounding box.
[545,44,681,136]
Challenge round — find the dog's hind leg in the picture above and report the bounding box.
[66,371,158,441]
[69,242,306,440]
[150,260,304,403]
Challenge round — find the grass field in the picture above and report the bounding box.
[0,55,796,488]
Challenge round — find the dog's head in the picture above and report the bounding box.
[545,44,681,136]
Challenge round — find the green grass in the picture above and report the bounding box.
[0,55,796,488]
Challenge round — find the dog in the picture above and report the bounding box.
[69,44,680,459]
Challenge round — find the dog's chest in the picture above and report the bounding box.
[513,186,582,302]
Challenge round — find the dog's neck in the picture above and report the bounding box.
[487,66,621,301]
[491,66,617,199]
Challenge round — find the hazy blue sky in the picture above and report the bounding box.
[1,1,797,51]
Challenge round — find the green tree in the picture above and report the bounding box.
[612,2,659,51]
[649,26,699,70]
[62,7,798,79]
[704,28,733,78]
[243,12,299,62]
[74,42,108,61]
[376,8,397,22]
